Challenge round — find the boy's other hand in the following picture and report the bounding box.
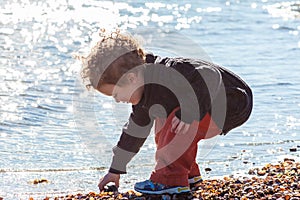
[98,172,120,191]
[171,116,190,135]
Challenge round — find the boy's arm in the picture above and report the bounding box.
[109,106,153,174]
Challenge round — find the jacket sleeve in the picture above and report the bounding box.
[109,105,153,174]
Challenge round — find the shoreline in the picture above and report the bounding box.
[22,158,300,200]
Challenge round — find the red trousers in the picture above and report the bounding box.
[150,108,221,186]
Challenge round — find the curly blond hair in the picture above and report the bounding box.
[79,29,146,90]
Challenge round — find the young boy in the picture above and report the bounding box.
[80,30,253,195]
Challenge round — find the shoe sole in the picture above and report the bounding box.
[134,186,190,195]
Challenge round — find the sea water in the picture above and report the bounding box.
[0,0,299,199]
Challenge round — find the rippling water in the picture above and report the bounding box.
[0,0,300,199]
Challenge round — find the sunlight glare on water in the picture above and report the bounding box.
[0,0,300,199]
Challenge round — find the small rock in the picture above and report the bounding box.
[274,192,282,198]
[244,186,253,193]
[204,168,212,172]
[257,190,265,197]
[257,170,266,176]
[104,185,118,192]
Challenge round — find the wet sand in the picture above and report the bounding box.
[23,158,300,200]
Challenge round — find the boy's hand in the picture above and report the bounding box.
[98,172,120,191]
[171,116,190,135]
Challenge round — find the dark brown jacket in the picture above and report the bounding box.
[109,54,253,174]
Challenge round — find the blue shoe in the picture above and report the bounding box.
[188,176,202,185]
[188,176,202,190]
[134,180,190,194]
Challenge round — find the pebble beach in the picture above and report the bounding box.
[1,0,300,199]
[22,158,300,200]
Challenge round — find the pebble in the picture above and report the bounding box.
[32,178,49,184]
[29,158,300,200]
[290,148,297,152]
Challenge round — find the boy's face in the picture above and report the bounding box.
[97,73,144,105]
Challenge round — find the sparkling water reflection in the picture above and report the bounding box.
[0,0,300,199]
